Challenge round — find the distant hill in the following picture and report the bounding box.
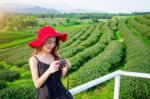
[0,3,60,14]
[0,3,101,14]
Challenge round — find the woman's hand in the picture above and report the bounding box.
[48,60,60,74]
[61,59,71,77]
[64,58,71,68]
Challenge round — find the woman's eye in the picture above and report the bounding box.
[47,41,55,44]
[47,42,51,44]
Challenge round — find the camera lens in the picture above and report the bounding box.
[60,59,66,68]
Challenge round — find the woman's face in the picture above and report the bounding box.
[42,37,56,53]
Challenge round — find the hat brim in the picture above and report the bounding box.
[28,32,67,48]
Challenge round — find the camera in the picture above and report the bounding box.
[59,59,66,68]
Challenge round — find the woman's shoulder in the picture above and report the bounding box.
[29,56,39,66]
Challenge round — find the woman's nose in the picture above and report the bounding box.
[51,42,56,47]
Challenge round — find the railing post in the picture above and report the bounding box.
[114,75,121,99]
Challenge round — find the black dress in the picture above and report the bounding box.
[34,56,73,99]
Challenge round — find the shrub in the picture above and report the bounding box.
[70,40,124,87]
[0,70,20,82]
[0,86,37,99]
[118,20,150,99]
[127,17,150,39]
[0,64,4,69]
[0,80,7,90]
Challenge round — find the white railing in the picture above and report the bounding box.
[69,70,150,99]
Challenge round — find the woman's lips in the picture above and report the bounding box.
[48,47,52,50]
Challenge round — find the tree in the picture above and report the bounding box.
[92,18,99,23]
[50,15,54,19]
[23,17,38,28]
[0,14,10,30]
[66,18,70,23]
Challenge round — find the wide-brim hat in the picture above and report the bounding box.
[28,26,67,48]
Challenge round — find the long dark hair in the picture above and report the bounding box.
[50,37,61,60]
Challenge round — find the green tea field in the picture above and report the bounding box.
[0,14,150,99]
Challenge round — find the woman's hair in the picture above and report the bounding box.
[32,37,61,60]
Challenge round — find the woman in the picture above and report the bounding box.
[28,26,73,99]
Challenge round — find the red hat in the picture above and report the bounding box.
[28,26,67,48]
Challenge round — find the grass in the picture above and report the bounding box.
[0,31,34,44]
[72,65,125,99]
[0,60,33,89]
[37,18,91,26]
[0,36,35,49]
[7,79,33,88]
[0,61,31,78]
[126,19,150,47]
[73,80,113,99]
[54,24,93,31]
[114,31,124,43]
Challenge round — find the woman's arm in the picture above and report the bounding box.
[29,57,59,88]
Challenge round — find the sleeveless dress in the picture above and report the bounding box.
[34,56,72,99]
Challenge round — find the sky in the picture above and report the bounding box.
[0,0,150,13]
